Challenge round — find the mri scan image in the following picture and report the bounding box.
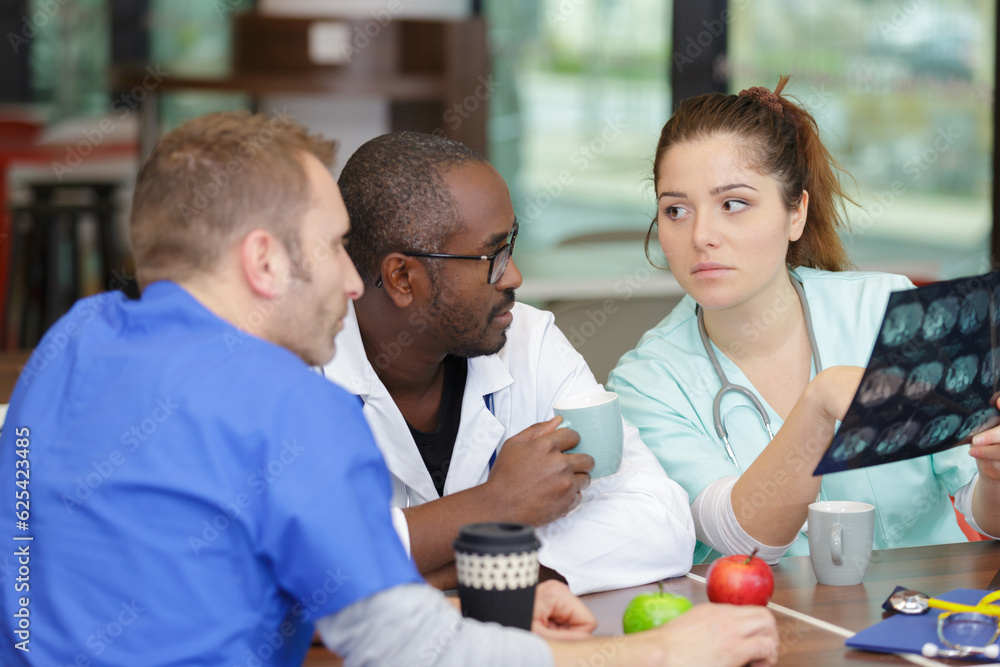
[815,270,999,475]
[831,427,877,462]
[945,354,979,394]
[959,290,988,334]
[916,414,963,449]
[880,302,924,347]
[857,367,906,406]
[956,407,1000,441]
[920,297,960,341]
[873,421,921,456]
[904,362,944,400]
[982,349,999,388]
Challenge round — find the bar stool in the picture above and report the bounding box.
[3,181,130,348]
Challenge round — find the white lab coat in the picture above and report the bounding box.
[323,301,696,594]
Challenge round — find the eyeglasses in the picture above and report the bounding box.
[375,222,518,288]
[921,591,1000,659]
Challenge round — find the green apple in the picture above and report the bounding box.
[622,582,692,633]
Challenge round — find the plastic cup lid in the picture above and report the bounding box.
[453,522,540,554]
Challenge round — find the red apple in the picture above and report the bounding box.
[706,547,774,606]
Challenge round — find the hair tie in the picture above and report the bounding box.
[738,86,784,116]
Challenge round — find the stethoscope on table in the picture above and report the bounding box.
[697,275,823,471]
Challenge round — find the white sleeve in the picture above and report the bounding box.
[390,507,412,557]
[531,312,696,595]
[537,420,697,594]
[316,584,553,667]
[953,473,1000,540]
[691,476,797,565]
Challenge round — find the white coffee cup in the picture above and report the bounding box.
[807,501,875,586]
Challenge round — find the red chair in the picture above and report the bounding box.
[0,117,46,340]
[0,115,137,347]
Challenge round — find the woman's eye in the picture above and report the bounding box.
[722,199,749,213]
[664,205,688,220]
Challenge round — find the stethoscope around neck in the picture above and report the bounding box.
[697,274,823,471]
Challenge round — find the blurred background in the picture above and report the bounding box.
[0,0,995,379]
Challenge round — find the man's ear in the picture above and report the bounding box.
[379,253,428,309]
[240,229,289,300]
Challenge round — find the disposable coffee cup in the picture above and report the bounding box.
[453,522,540,630]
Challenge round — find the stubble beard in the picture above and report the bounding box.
[428,281,515,359]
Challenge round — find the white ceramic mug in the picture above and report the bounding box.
[552,390,624,479]
[807,501,875,586]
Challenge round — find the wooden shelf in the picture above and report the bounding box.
[111,69,449,101]
[111,13,489,159]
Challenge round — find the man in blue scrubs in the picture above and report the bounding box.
[0,112,778,667]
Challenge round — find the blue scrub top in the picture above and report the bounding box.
[609,268,978,563]
[0,282,421,665]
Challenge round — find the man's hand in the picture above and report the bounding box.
[400,418,590,579]
[643,603,779,667]
[531,580,597,641]
[547,602,778,667]
[485,417,593,527]
[442,580,595,641]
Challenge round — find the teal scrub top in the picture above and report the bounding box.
[609,268,978,564]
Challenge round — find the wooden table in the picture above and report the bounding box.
[303,542,1000,666]
[4,349,992,666]
[583,541,1000,666]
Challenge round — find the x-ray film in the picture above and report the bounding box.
[813,270,1000,475]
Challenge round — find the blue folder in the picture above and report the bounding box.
[847,588,998,661]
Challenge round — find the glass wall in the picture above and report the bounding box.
[730,0,995,280]
[29,0,109,122]
[150,0,253,133]
[25,0,998,283]
[27,0,252,129]
[492,0,995,286]
[488,0,671,250]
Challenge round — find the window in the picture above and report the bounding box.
[150,0,253,133]
[730,0,995,280]
[25,0,252,131]
[492,0,996,295]
[488,0,671,253]
[28,0,109,121]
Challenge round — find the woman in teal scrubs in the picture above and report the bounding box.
[607,77,1000,564]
